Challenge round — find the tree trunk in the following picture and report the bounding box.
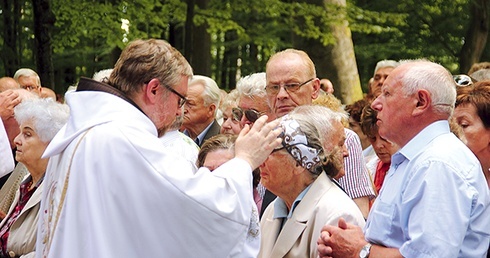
[185,0,212,76]
[184,0,194,58]
[459,0,490,73]
[324,0,363,104]
[32,0,55,89]
[294,0,363,104]
[220,30,238,90]
[1,0,21,76]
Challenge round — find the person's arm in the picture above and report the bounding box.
[338,129,375,217]
[317,218,403,258]
[0,118,14,177]
[0,90,20,176]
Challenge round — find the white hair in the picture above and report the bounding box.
[93,69,113,82]
[236,72,267,99]
[289,105,347,155]
[14,98,70,142]
[220,89,240,111]
[398,59,456,117]
[189,75,221,115]
[373,60,399,76]
[13,68,41,86]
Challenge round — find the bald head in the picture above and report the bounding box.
[41,87,57,101]
[0,77,20,92]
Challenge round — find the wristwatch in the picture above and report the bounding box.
[359,243,372,258]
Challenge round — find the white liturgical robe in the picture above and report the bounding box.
[0,119,14,177]
[36,85,259,258]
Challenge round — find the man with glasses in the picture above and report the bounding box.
[265,49,321,118]
[182,75,221,147]
[36,39,283,258]
[264,49,375,218]
[13,68,42,97]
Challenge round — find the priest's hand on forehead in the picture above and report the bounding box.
[234,115,282,169]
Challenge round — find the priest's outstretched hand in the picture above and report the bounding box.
[235,115,282,169]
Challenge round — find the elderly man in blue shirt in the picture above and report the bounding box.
[317,60,490,258]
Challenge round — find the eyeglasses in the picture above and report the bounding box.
[232,107,264,123]
[265,78,315,95]
[231,108,243,123]
[21,85,40,91]
[162,84,187,108]
[453,75,474,87]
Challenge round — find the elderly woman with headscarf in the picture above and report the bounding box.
[258,105,365,258]
[0,98,69,258]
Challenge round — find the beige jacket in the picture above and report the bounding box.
[259,173,366,258]
[0,178,43,258]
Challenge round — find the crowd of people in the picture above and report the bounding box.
[0,38,489,258]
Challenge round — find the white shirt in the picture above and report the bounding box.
[159,130,199,171]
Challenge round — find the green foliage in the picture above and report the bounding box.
[351,0,473,85]
[0,0,484,93]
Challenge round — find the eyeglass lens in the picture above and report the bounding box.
[231,108,262,123]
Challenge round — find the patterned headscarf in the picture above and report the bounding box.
[277,116,322,172]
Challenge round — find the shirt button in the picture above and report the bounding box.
[8,251,16,257]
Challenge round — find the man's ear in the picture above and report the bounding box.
[413,89,431,116]
[208,103,216,117]
[311,78,321,100]
[145,78,160,103]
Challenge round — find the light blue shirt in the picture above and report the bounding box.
[364,121,490,257]
[273,184,312,227]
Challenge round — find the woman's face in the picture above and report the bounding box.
[453,103,490,161]
[203,148,234,171]
[14,120,49,166]
[220,107,242,135]
[259,149,298,196]
[368,132,398,164]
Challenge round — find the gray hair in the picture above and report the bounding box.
[189,75,221,115]
[220,89,240,111]
[288,105,348,177]
[236,72,267,99]
[93,69,113,82]
[290,105,347,152]
[14,98,70,143]
[373,60,399,76]
[398,59,456,117]
[13,68,41,86]
[13,88,39,102]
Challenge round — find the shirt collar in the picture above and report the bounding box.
[273,184,313,219]
[394,120,450,163]
[195,120,215,145]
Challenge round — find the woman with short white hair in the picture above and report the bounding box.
[0,98,69,258]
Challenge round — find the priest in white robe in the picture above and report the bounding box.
[36,39,281,258]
